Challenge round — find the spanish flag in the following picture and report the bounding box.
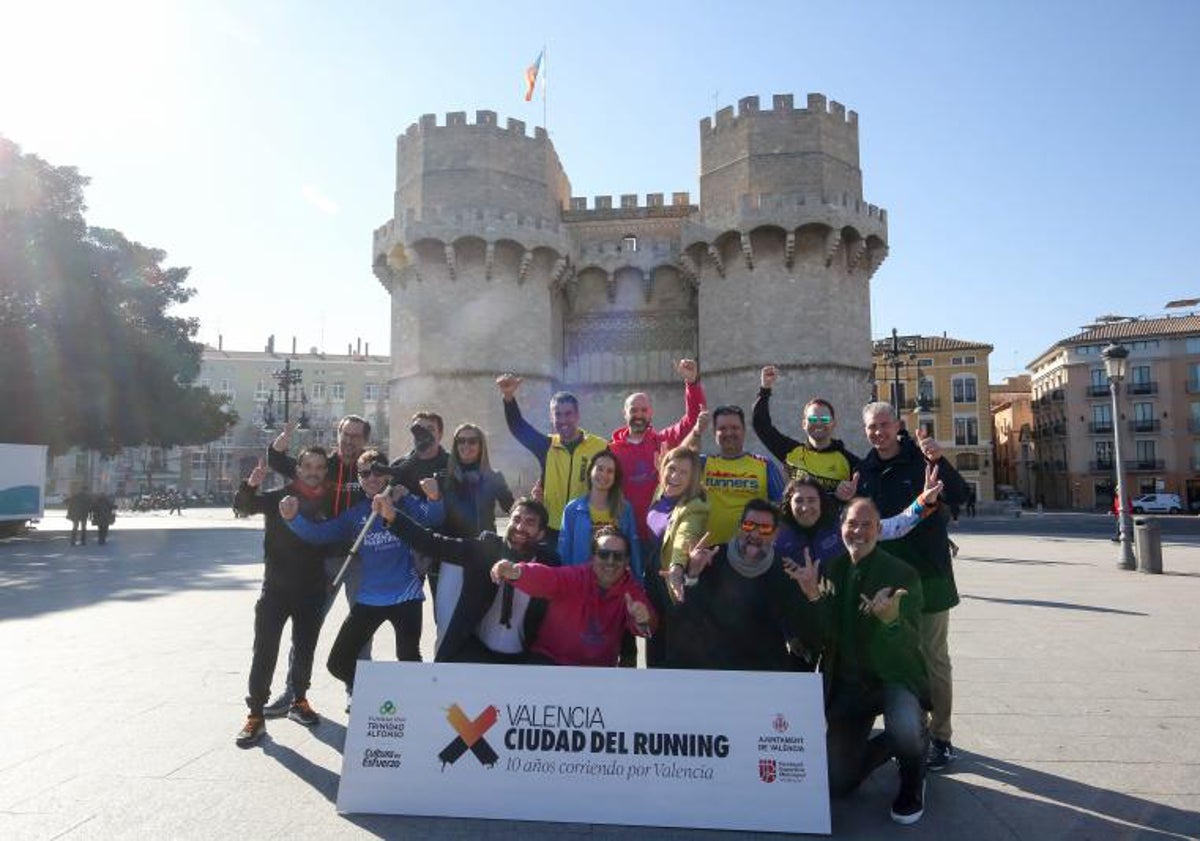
[524,50,543,102]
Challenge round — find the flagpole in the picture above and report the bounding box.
[542,44,548,136]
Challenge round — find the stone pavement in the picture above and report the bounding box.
[1,510,1198,840]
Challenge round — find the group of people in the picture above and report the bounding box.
[233,361,968,826]
[63,489,116,545]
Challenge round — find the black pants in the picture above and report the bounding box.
[70,518,88,544]
[97,522,110,544]
[826,681,927,797]
[328,600,423,692]
[246,587,325,715]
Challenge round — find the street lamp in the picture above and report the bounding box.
[261,358,309,432]
[1102,342,1136,570]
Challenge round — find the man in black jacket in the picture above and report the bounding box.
[786,497,929,825]
[856,402,968,772]
[264,414,370,715]
[233,447,333,747]
[380,496,558,664]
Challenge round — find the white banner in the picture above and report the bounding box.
[337,662,830,835]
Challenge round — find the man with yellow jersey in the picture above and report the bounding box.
[752,365,860,496]
[497,374,609,544]
[684,405,785,544]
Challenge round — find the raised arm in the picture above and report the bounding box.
[498,374,550,466]
[658,359,707,447]
[751,366,804,464]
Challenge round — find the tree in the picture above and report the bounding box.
[0,137,235,453]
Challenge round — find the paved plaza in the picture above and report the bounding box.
[1,509,1198,840]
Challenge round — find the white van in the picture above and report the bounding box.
[1131,493,1183,514]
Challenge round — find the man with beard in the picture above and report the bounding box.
[234,448,332,748]
[785,497,929,825]
[263,414,370,715]
[609,359,706,551]
[662,499,799,671]
[382,497,559,663]
[497,375,608,543]
[753,366,860,496]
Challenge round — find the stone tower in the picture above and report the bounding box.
[372,94,888,481]
[684,93,888,452]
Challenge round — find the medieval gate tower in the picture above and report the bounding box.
[372,93,888,479]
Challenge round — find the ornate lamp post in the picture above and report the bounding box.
[1102,343,1136,570]
[262,358,309,432]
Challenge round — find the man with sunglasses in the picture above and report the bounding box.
[490,526,654,667]
[752,366,860,498]
[284,449,444,704]
[660,499,800,671]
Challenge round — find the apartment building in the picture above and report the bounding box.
[871,334,994,503]
[1027,315,1200,511]
[990,374,1034,503]
[47,339,391,500]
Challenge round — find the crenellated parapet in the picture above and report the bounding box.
[699,93,858,135]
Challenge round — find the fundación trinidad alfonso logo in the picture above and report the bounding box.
[438,703,499,770]
[378,700,396,716]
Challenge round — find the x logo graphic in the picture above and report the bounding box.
[439,704,499,768]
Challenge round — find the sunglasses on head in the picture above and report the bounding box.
[740,520,778,536]
[806,414,833,424]
[595,548,628,563]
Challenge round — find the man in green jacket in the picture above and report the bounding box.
[786,496,929,826]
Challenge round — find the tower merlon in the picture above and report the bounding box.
[700,92,860,134]
[562,193,697,218]
[397,111,549,145]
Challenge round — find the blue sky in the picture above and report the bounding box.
[3,0,1197,378]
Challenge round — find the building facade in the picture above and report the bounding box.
[1028,315,1200,511]
[371,93,890,473]
[46,340,392,500]
[870,334,995,503]
[990,374,1034,503]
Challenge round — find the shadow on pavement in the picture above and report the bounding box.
[961,594,1148,616]
[0,528,261,621]
[944,749,1199,839]
[262,738,340,804]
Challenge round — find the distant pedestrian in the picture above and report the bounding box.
[168,491,184,516]
[90,494,116,545]
[66,489,92,546]
[966,488,976,518]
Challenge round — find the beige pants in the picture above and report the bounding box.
[919,609,953,742]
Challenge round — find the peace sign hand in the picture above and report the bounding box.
[920,463,944,506]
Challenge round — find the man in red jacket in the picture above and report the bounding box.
[490,526,654,666]
[609,359,706,548]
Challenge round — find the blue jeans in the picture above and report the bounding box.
[827,681,927,796]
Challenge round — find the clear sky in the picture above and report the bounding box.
[3,0,1197,378]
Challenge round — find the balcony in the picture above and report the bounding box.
[1086,384,1110,398]
[1050,388,1065,402]
[1089,460,1115,472]
[1187,379,1200,394]
[1125,459,1165,471]
[1126,381,1158,396]
[1088,421,1114,434]
[1129,419,1161,433]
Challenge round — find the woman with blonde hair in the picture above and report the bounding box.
[643,446,709,666]
[435,423,514,642]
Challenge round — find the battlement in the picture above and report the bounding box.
[699,92,858,134]
[374,205,566,249]
[400,110,549,145]
[563,192,695,217]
